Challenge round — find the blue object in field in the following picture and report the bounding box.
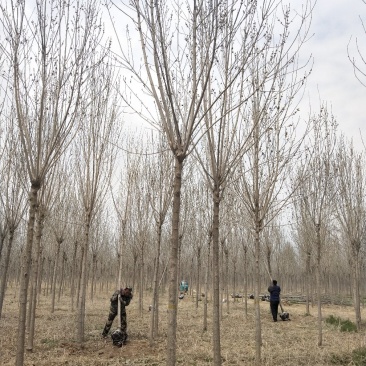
[179,280,188,292]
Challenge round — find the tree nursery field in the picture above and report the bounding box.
[1,287,366,366]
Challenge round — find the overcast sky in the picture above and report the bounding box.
[298,0,366,150]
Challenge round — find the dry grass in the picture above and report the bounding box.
[1,287,365,365]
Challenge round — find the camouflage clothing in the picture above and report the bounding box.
[102,288,132,343]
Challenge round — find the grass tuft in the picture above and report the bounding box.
[326,314,357,332]
[325,314,341,326]
[340,319,357,332]
[330,347,366,365]
[351,347,366,365]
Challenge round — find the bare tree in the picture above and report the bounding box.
[203,228,212,331]
[112,1,237,363]
[26,207,46,348]
[145,137,173,344]
[74,56,120,343]
[189,182,211,312]
[334,138,366,330]
[48,164,72,314]
[26,170,59,352]
[129,157,152,317]
[112,0,313,363]
[0,41,12,264]
[0,112,27,319]
[69,200,82,313]
[111,141,137,326]
[240,227,253,318]
[291,196,316,314]
[296,106,337,346]
[232,5,312,362]
[0,1,107,363]
[191,0,262,357]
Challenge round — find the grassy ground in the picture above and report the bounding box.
[1,287,365,365]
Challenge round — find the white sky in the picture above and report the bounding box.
[297,0,366,150]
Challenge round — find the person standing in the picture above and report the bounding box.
[102,287,133,345]
[268,280,281,322]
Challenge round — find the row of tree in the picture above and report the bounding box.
[0,1,365,365]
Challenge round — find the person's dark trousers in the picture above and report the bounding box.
[270,301,280,321]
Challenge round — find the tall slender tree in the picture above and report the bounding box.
[233,3,312,361]
[0,1,106,363]
[291,185,316,314]
[296,105,337,346]
[145,136,173,343]
[74,57,120,343]
[112,1,237,364]
[334,138,366,330]
[0,111,27,319]
[26,168,60,352]
[192,0,263,357]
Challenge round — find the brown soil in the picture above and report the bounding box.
[1,288,365,365]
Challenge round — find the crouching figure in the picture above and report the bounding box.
[102,287,133,346]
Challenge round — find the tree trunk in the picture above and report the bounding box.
[211,184,221,366]
[51,239,62,313]
[37,256,44,298]
[177,236,182,290]
[58,252,66,301]
[203,233,211,332]
[315,224,323,347]
[16,183,39,366]
[149,257,157,345]
[351,247,361,330]
[76,246,84,309]
[166,157,183,366]
[71,241,78,312]
[189,257,194,297]
[26,209,45,351]
[0,227,7,264]
[0,228,15,319]
[77,215,91,344]
[139,247,144,317]
[46,258,51,297]
[195,247,201,310]
[90,253,97,301]
[306,252,311,315]
[254,226,262,365]
[132,254,137,291]
[26,279,33,332]
[225,247,229,314]
[243,245,248,318]
[150,223,162,344]
[220,243,224,321]
[233,259,236,303]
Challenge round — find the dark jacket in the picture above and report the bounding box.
[268,284,281,302]
[110,289,133,312]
